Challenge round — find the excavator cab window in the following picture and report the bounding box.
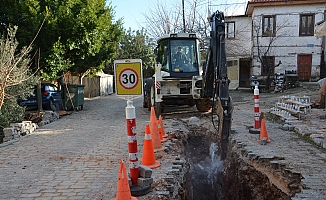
[170,40,198,73]
[156,37,200,77]
[156,39,170,72]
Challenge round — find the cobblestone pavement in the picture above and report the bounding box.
[0,85,325,199]
[0,94,171,199]
[229,87,326,199]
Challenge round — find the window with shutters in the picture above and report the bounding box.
[262,15,276,37]
[300,14,314,36]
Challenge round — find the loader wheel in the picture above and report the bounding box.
[186,98,196,107]
[143,78,152,108]
[145,93,151,111]
[143,98,148,108]
[195,98,212,112]
[155,100,165,117]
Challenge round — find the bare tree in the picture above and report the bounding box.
[252,15,290,90]
[142,0,210,42]
[141,0,248,56]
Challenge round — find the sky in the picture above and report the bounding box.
[108,0,248,31]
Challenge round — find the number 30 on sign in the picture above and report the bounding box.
[114,59,143,95]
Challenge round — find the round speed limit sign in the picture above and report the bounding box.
[114,59,143,95]
[119,68,138,90]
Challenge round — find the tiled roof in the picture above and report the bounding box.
[249,0,301,2]
[246,0,325,15]
[249,0,324,3]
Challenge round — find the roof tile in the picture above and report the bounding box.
[249,0,301,2]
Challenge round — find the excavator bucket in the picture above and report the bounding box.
[214,97,233,140]
[214,97,233,160]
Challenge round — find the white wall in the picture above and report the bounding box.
[251,4,324,80]
[226,16,252,58]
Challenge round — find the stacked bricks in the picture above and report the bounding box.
[137,165,153,188]
[2,121,37,143]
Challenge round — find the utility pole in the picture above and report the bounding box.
[182,0,186,32]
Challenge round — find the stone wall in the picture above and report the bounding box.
[3,121,37,142]
[1,111,59,144]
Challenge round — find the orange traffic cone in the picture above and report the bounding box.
[150,107,166,152]
[141,124,160,169]
[157,119,167,143]
[159,115,168,138]
[114,159,137,200]
[258,119,271,144]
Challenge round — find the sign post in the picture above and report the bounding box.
[114,59,149,196]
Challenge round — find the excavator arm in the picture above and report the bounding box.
[202,10,233,143]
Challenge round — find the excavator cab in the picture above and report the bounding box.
[155,33,202,78]
[143,33,205,114]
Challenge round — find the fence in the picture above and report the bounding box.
[64,74,113,98]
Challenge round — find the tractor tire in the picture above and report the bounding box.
[186,98,196,107]
[155,102,162,117]
[195,98,212,112]
[146,93,151,111]
[150,80,165,116]
[154,101,165,118]
[143,78,152,108]
[143,100,148,108]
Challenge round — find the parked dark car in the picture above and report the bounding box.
[18,83,63,111]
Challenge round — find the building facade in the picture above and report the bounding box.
[225,0,326,88]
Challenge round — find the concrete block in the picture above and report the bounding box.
[152,191,170,196]
[167,169,180,175]
[22,121,34,133]
[32,123,38,131]
[163,176,175,184]
[139,165,152,178]
[172,160,184,166]
[248,152,257,160]
[38,121,47,127]
[137,177,153,188]
[172,165,182,171]
[10,123,23,128]
[310,134,324,147]
[166,184,174,193]
[270,161,280,170]
[282,124,289,130]
[43,111,59,123]
[13,134,20,139]
[3,128,15,142]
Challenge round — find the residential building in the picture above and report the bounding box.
[225,0,326,88]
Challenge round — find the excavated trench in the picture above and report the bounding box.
[177,128,293,200]
[181,134,223,199]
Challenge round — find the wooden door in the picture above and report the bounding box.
[297,54,312,81]
[239,60,251,87]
